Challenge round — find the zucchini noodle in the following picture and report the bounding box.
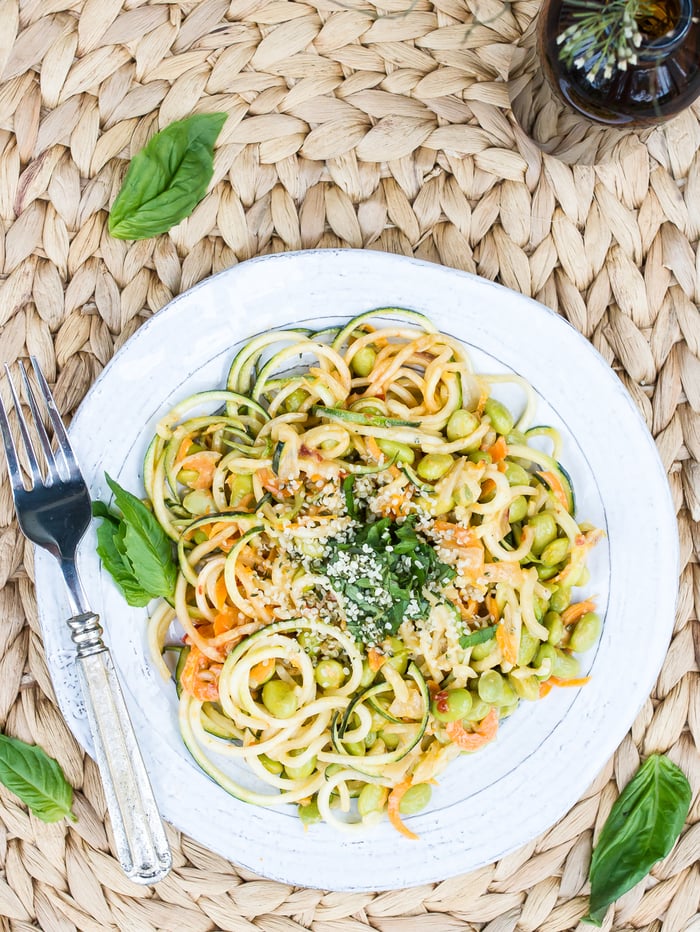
[143,308,602,836]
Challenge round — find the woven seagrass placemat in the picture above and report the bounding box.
[0,1,699,929]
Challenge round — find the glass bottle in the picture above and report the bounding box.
[508,0,700,163]
[539,0,700,126]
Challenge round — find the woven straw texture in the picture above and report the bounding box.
[0,1,699,929]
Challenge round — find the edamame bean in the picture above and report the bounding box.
[346,740,366,756]
[499,701,520,718]
[261,680,298,718]
[540,537,570,566]
[298,799,321,825]
[446,409,479,441]
[286,752,317,780]
[399,783,432,815]
[464,694,492,722]
[552,648,580,679]
[534,594,548,621]
[351,346,377,377]
[534,642,557,677]
[549,586,572,614]
[528,513,558,554]
[537,564,559,580]
[455,484,475,506]
[431,688,473,723]
[477,670,511,704]
[260,754,283,774]
[358,784,388,817]
[504,461,531,486]
[569,565,591,587]
[471,637,497,661]
[380,730,400,750]
[509,673,540,701]
[569,611,601,653]
[417,453,454,480]
[284,388,307,412]
[518,630,540,665]
[384,637,409,674]
[183,489,214,515]
[359,660,376,688]
[484,398,514,436]
[469,450,492,465]
[377,438,415,464]
[229,472,254,505]
[508,495,528,523]
[544,611,565,646]
[314,659,345,689]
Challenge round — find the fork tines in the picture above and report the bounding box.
[0,359,75,492]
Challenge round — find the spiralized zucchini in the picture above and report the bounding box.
[146,308,602,837]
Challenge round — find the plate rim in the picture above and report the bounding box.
[34,249,679,890]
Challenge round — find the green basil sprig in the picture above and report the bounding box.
[0,734,76,823]
[93,473,177,607]
[108,112,227,240]
[584,754,691,926]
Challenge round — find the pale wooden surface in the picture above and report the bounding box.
[0,1,699,930]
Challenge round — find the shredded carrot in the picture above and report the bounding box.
[488,436,508,463]
[540,675,591,697]
[213,610,235,636]
[387,779,418,840]
[433,521,479,548]
[249,658,275,688]
[475,386,489,417]
[180,645,221,701]
[174,434,193,468]
[537,470,569,511]
[561,599,596,627]
[180,451,220,490]
[496,621,518,666]
[480,478,497,500]
[549,675,591,688]
[257,468,286,498]
[214,575,228,611]
[486,593,500,622]
[368,648,386,672]
[446,707,499,751]
[366,437,383,462]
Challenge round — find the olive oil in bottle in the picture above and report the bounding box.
[539,0,700,126]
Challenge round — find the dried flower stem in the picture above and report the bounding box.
[556,0,655,82]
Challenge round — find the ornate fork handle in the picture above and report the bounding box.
[67,613,172,884]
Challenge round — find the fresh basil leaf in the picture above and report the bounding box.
[342,475,356,518]
[105,473,176,597]
[93,474,176,605]
[108,113,227,240]
[459,625,497,649]
[0,734,76,823]
[91,501,116,522]
[583,754,691,926]
[95,515,151,607]
[319,512,455,646]
[122,520,175,598]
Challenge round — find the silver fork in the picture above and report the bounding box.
[0,358,172,885]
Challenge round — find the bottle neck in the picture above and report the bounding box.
[636,0,693,61]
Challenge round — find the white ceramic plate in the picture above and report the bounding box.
[34,250,678,891]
